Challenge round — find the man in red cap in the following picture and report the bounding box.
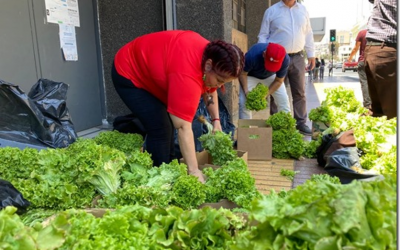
[239,42,291,119]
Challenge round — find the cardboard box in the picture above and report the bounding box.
[180,150,248,166]
[237,119,272,161]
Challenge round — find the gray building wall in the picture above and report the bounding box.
[97,0,164,123]
[246,0,280,47]
[175,0,236,123]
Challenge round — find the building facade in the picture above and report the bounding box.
[1,0,284,133]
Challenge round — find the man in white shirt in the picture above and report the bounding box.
[258,0,315,135]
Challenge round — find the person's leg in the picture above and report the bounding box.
[112,63,175,166]
[357,61,371,108]
[364,45,397,119]
[262,75,291,113]
[286,55,309,132]
[239,76,259,119]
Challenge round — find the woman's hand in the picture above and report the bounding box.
[212,120,222,132]
[188,169,206,183]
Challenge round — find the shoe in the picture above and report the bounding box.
[296,124,312,135]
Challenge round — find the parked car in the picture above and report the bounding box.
[334,62,343,69]
[342,60,358,72]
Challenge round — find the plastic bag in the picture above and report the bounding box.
[325,147,380,184]
[0,179,30,214]
[316,130,356,167]
[0,79,77,148]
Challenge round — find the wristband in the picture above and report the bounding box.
[212,118,220,122]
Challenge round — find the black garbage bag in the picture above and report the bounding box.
[316,130,356,167]
[0,179,30,214]
[0,79,77,148]
[325,147,381,184]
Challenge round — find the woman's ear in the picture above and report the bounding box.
[205,59,212,72]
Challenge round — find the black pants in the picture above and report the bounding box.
[111,63,175,166]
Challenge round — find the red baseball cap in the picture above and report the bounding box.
[264,43,286,72]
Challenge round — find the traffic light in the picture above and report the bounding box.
[330,43,335,52]
[330,29,336,42]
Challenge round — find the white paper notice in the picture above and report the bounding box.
[59,24,78,61]
[67,0,80,27]
[45,0,80,27]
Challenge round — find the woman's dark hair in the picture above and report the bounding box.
[202,40,245,78]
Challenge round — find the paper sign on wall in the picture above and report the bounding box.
[45,0,80,27]
[59,24,78,61]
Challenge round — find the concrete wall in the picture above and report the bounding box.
[175,0,231,41]
[246,0,280,47]
[175,0,238,124]
[97,0,164,123]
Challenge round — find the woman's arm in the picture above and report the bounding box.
[202,91,222,132]
[170,114,205,183]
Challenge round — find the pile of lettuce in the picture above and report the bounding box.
[100,154,260,210]
[0,131,143,210]
[308,86,397,174]
[2,174,397,250]
[0,205,247,250]
[266,111,320,159]
[229,174,397,250]
[198,131,237,166]
[0,129,261,214]
[309,86,367,131]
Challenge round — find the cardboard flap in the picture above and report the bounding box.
[238,119,269,128]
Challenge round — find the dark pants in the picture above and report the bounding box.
[319,66,324,79]
[364,44,397,119]
[111,63,175,166]
[357,61,371,108]
[271,54,307,125]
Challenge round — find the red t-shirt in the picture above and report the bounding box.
[355,29,367,62]
[114,30,213,122]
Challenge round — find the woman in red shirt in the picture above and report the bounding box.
[112,30,244,182]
